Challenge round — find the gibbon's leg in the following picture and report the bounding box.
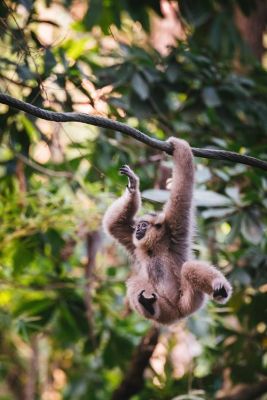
[103,165,141,254]
[163,138,195,259]
[181,261,232,304]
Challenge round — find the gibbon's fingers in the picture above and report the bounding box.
[138,290,157,302]
[119,165,138,192]
[213,286,228,299]
[119,164,135,176]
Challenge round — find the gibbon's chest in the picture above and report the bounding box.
[135,253,181,288]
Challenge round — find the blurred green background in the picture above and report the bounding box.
[0,1,266,399]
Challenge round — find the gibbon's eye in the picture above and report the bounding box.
[141,222,148,229]
[154,223,162,229]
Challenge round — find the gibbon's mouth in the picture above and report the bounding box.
[136,230,146,240]
[138,290,157,315]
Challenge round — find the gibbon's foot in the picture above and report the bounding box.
[212,278,232,304]
[120,165,138,193]
[138,290,157,315]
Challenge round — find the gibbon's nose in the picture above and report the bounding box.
[138,290,157,315]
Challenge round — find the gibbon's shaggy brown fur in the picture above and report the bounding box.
[103,138,232,324]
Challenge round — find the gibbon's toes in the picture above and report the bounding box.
[138,290,157,302]
[212,279,232,304]
[138,290,157,315]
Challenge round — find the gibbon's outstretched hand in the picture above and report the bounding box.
[103,138,232,324]
[119,165,139,193]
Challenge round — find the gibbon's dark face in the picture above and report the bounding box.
[133,213,166,248]
[135,220,149,240]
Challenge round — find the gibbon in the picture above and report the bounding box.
[103,137,232,324]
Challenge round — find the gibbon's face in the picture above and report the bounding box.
[133,213,166,248]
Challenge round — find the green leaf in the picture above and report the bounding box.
[230,269,251,286]
[14,298,55,318]
[241,214,263,244]
[194,190,232,207]
[16,64,34,81]
[202,87,221,107]
[195,166,212,183]
[44,48,56,73]
[103,331,134,368]
[225,186,241,204]
[202,207,235,219]
[66,38,89,60]
[142,189,233,208]
[166,63,180,83]
[131,73,149,100]
[83,0,103,30]
[14,298,56,336]
[12,244,33,274]
[142,189,169,203]
[20,115,39,142]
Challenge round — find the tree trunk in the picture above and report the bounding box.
[235,0,267,61]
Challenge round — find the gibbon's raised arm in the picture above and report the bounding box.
[103,165,141,254]
[163,138,195,257]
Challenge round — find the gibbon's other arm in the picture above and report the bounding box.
[103,165,141,254]
[163,138,195,256]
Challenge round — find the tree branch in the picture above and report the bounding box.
[0,73,34,89]
[15,153,73,178]
[216,378,267,400]
[0,93,266,171]
[111,326,160,400]
[25,336,38,400]
[85,231,101,344]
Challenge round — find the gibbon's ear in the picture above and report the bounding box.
[153,213,165,226]
[154,223,162,229]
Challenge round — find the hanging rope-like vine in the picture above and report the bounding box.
[0,93,266,171]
